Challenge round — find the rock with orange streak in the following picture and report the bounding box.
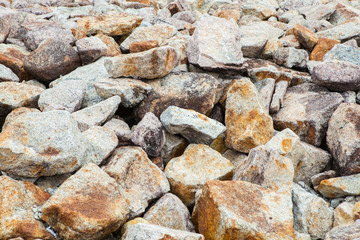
[0,44,30,80]
[164,144,233,206]
[224,78,273,153]
[0,176,53,240]
[41,163,130,240]
[293,24,318,50]
[309,38,340,61]
[129,40,159,53]
[95,33,122,57]
[333,202,356,227]
[318,173,360,198]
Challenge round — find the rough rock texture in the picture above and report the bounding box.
[269,80,288,113]
[0,44,30,80]
[103,118,132,145]
[160,106,226,145]
[274,47,308,69]
[129,40,159,53]
[255,77,275,113]
[310,38,340,61]
[311,170,336,191]
[323,44,360,67]
[293,24,318,50]
[333,202,357,227]
[0,64,19,82]
[316,17,360,42]
[95,33,122,57]
[165,144,233,206]
[318,173,360,198]
[324,221,360,240]
[41,163,130,240]
[161,131,187,165]
[76,36,108,65]
[225,78,274,153]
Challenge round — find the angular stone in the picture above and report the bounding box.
[95,33,122,57]
[293,24,318,50]
[311,170,336,191]
[134,72,222,119]
[0,82,43,117]
[120,24,177,52]
[102,147,170,218]
[41,163,130,240]
[2,107,40,130]
[316,17,360,42]
[162,34,189,64]
[0,44,30,80]
[310,37,340,61]
[341,91,356,103]
[122,223,204,240]
[24,39,81,84]
[71,96,121,132]
[120,218,150,236]
[0,176,53,240]
[324,220,360,240]
[292,183,333,239]
[94,77,152,108]
[131,112,165,157]
[38,80,86,112]
[76,36,108,65]
[263,35,301,59]
[273,47,309,69]
[318,173,360,198]
[172,11,195,23]
[160,106,226,145]
[165,144,233,206]
[161,131,187,165]
[329,3,360,25]
[323,44,360,67]
[334,202,356,227]
[241,3,276,20]
[129,40,159,53]
[225,78,274,153]
[103,117,132,145]
[35,173,72,195]
[0,64,19,82]
[75,11,142,39]
[327,103,360,175]
[187,15,244,70]
[222,149,248,169]
[255,77,275,113]
[143,193,194,232]
[269,80,288,113]
[272,83,344,146]
[104,46,178,79]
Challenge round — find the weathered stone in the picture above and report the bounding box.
[323,44,360,67]
[0,176,53,240]
[94,77,152,108]
[316,17,360,42]
[310,37,340,61]
[95,33,122,57]
[0,82,43,117]
[293,24,318,50]
[0,43,30,80]
[255,77,275,113]
[24,39,81,84]
[280,0,321,10]
[263,34,301,59]
[102,147,170,218]
[76,36,108,65]
[269,80,288,113]
[241,3,276,20]
[165,144,233,206]
[324,221,360,240]
[103,117,132,146]
[297,3,336,21]
[222,149,248,169]
[134,72,222,119]
[225,78,274,153]
[122,223,204,240]
[120,218,150,236]
[318,173,360,198]
[129,40,159,53]
[161,131,187,165]
[187,15,244,70]
[131,112,165,157]
[274,47,309,69]
[292,183,333,239]
[143,193,194,231]
[341,91,356,103]
[160,106,226,145]
[75,11,142,39]
[71,96,121,132]
[329,3,360,25]
[334,202,357,227]
[41,163,130,240]
[38,80,86,112]
[162,34,189,64]
[311,170,336,191]
[35,173,72,195]
[272,83,344,146]
[2,107,40,130]
[0,64,19,82]
[172,11,195,23]
[104,46,178,79]
[327,103,360,176]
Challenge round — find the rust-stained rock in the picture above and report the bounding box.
[2,107,40,130]
[0,176,53,240]
[333,202,357,227]
[41,163,130,240]
[165,144,233,206]
[324,221,360,240]
[311,170,336,191]
[293,24,318,50]
[0,43,30,80]
[95,33,122,57]
[129,40,159,53]
[309,37,340,61]
[318,173,360,198]
[224,78,274,153]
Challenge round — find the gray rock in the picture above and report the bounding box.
[0,64,19,82]
[24,80,46,89]
[311,170,336,191]
[103,117,132,145]
[255,78,275,113]
[222,149,248,169]
[160,106,226,145]
[269,80,288,114]
[280,0,321,10]
[161,131,187,165]
[274,47,308,69]
[76,36,108,65]
[341,91,356,103]
[323,44,360,67]
[172,11,195,23]
[131,112,165,157]
[318,173,360,198]
[316,17,360,42]
[38,80,86,112]
[324,221,360,240]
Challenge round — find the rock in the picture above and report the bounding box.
[122,223,204,240]
[0,176,53,239]
[272,83,344,146]
[103,117,132,145]
[341,91,356,103]
[273,47,309,69]
[120,24,177,52]
[71,96,121,132]
[224,78,274,153]
[95,33,122,57]
[0,43,30,80]
[35,173,72,195]
[75,11,142,39]
[293,24,318,50]
[310,37,340,61]
[311,170,336,191]
[2,107,40,130]
[162,34,189,64]
[241,3,276,20]
[165,144,233,206]
[316,17,360,42]
[23,39,81,84]
[187,15,244,70]
[143,193,194,232]
[102,147,170,218]
[255,78,275,113]
[129,40,159,53]
[131,112,165,157]
[172,11,195,23]
[41,163,130,240]
[318,173,360,198]
[292,183,334,239]
[329,3,360,25]
[38,80,86,112]
[0,82,43,117]
[94,77,152,108]
[160,106,226,145]
[280,0,321,10]
[104,46,178,79]
[324,221,360,240]
[269,80,288,113]
[120,218,150,236]
[161,131,187,165]
[0,64,19,82]
[134,72,222,119]
[323,44,360,67]
[334,202,356,227]
[222,149,248,169]
[76,36,108,65]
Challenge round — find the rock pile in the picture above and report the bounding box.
[2,0,360,239]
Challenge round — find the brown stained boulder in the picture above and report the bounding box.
[75,11,143,39]
[327,103,360,176]
[224,78,274,153]
[95,33,121,57]
[293,24,318,50]
[0,176,53,240]
[104,46,178,79]
[41,163,130,240]
[318,173,360,198]
[309,38,340,61]
[0,43,30,80]
[23,39,81,84]
[75,36,108,65]
[129,40,159,53]
[134,72,222,119]
[272,83,344,146]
